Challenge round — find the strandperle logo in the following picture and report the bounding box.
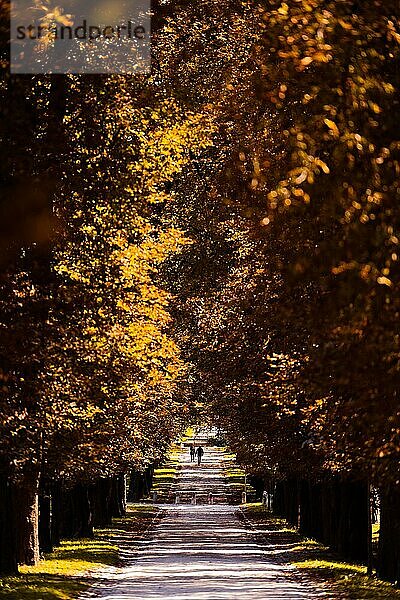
[11,0,151,74]
[15,20,147,41]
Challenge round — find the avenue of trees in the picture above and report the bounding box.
[1,0,400,587]
[1,43,214,571]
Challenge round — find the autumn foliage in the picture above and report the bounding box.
[1,0,400,586]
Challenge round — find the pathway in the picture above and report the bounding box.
[80,440,334,600]
[159,444,234,504]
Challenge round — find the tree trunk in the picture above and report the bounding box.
[367,482,373,576]
[51,480,62,547]
[320,478,339,548]
[128,470,145,502]
[377,483,400,585]
[283,479,299,526]
[273,480,285,517]
[311,481,323,540]
[301,476,368,562]
[38,481,53,554]
[144,465,155,498]
[299,479,312,537]
[110,475,126,518]
[336,479,368,563]
[300,480,323,541]
[92,479,113,528]
[0,474,18,575]
[61,484,94,539]
[15,472,40,566]
[267,479,272,511]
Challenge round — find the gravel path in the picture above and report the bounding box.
[80,444,333,600]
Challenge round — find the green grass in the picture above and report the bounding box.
[224,468,245,491]
[150,449,180,499]
[243,504,400,600]
[224,468,256,499]
[0,504,158,600]
[153,469,176,475]
[152,468,177,487]
[295,558,400,599]
[0,538,115,600]
[0,574,88,600]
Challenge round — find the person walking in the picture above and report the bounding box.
[189,444,195,462]
[196,445,204,466]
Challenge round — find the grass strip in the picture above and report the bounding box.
[0,504,158,600]
[243,503,400,600]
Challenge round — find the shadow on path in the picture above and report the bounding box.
[79,444,337,599]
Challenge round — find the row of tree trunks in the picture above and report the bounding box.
[299,480,323,540]
[273,479,299,526]
[60,476,127,538]
[273,476,369,563]
[61,483,94,539]
[0,473,127,575]
[91,476,127,528]
[127,465,155,501]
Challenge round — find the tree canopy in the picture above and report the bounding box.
[1,0,400,584]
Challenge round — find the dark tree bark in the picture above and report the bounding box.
[92,479,113,528]
[15,471,40,566]
[61,484,94,539]
[299,476,368,563]
[273,480,285,517]
[309,481,323,540]
[367,482,373,576]
[336,479,368,562]
[377,483,400,585]
[247,475,264,499]
[320,479,339,548]
[299,479,312,537]
[110,475,126,518]
[51,480,62,547]
[283,479,297,525]
[144,465,155,497]
[128,467,154,502]
[274,478,299,525]
[284,478,299,527]
[0,474,18,575]
[38,480,53,554]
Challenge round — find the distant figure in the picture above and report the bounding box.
[189,444,195,462]
[196,446,204,466]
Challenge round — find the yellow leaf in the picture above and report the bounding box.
[301,56,313,67]
[324,119,339,137]
[377,276,392,287]
[338,19,353,30]
[312,52,329,63]
[295,170,308,184]
[278,2,289,15]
